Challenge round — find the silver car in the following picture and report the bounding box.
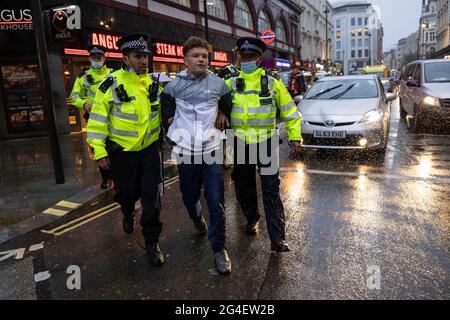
[399,59,450,132]
[298,75,396,153]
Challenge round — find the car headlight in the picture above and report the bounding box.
[423,96,440,107]
[360,109,383,123]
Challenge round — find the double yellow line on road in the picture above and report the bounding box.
[41,176,180,237]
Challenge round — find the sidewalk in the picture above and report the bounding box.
[0,133,102,231]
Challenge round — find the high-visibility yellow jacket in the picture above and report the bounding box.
[225,68,302,144]
[70,66,113,110]
[86,68,162,160]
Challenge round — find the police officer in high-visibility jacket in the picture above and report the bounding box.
[70,45,113,189]
[224,37,303,253]
[86,33,165,267]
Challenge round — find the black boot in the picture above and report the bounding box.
[146,243,165,267]
[271,241,291,253]
[193,216,207,235]
[213,249,231,275]
[123,215,134,234]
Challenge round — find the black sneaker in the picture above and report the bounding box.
[245,221,259,235]
[146,243,165,267]
[213,249,231,275]
[193,216,207,235]
[123,215,134,234]
[271,241,291,253]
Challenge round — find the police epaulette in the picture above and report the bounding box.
[77,70,87,78]
[224,71,240,80]
[265,70,281,80]
[99,77,114,93]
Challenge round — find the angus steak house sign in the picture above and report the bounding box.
[0,9,34,31]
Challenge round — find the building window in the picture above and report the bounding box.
[358,49,362,58]
[351,30,356,37]
[276,19,287,43]
[336,19,341,29]
[351,39,356,47]
[258,10,271,33]
[291,23,299,46]
[337,51,342,60]
[351,18,356,26]
[358,39,363,47]
[365,38,369,47]
[336,30,341,39]
[199,0,228,20]
[365,49,369,57]
[169,0,190,7]
[336,41,341,49]
[234,0,253,29]
[358,30,362,36]
[358,17,362,26]
[351,50,356,58]
[364,17,368,25]
[430,32,436,42]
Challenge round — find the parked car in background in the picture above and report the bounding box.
[398,59,450,132]
[298,75,396,154]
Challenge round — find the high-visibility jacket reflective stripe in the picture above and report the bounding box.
[69,66,112,110]
[225,68,302,144]
[86,68,162,160]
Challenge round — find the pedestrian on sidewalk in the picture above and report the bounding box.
[288,66,307,98]
[160,36,233,275]
[224,37,303,253]
[86,33,165,267]
[70,45,114,189]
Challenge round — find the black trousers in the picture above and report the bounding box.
[109,143,162,245]
[231,137,286,245]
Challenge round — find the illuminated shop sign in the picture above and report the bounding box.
[0,9,33,31]
[154,41,229,65]
[275,59,291,69]
[91,32,121,51]
[51,5,81,40]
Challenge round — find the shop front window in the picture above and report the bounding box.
[199,0,228,20]
[234,0,253,30]
[1,64,46,133]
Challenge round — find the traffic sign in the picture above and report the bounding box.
[260,29,276,45]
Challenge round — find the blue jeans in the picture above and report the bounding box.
[177,155,226,252]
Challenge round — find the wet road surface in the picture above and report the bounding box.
[0,100,448,300]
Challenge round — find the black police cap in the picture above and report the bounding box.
[87,45,106,56]
[116,32,150,53]
[236,37,266,55]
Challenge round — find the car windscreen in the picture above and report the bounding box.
[304,79,379,100]
[424,62,450,83]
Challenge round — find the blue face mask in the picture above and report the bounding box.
[241,61,258,74]
[91,61,104,69]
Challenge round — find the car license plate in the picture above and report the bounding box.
[313,131,346,138]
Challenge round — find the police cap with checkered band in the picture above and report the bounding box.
[236,37,267,56]
[117,32,151,53]
[87,45,106,56]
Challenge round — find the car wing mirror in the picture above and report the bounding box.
[385,93,396,103]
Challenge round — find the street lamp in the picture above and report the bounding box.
[367,29,372,66]
[203,0,214,43]
[324,6,330,72]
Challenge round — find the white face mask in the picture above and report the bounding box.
[91,61,104,69]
